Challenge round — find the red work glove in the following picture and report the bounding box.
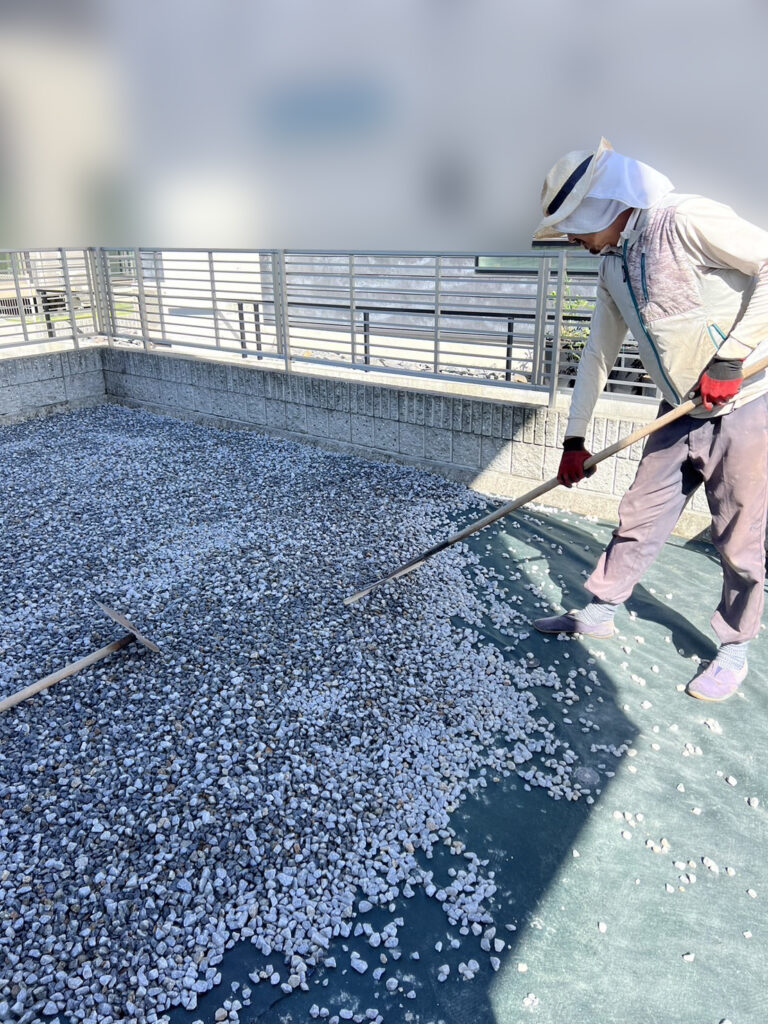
[558,437,596,488]
[697,357,743,410]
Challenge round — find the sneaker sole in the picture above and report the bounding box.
[685,688,734,702]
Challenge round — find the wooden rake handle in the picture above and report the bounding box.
[0,635,134,713]
[344,353,768,605]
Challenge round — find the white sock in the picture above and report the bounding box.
[714,641,749,671]
[578,598,619,626]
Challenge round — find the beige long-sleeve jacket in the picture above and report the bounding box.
[565,193,768,439]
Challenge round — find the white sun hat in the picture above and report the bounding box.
[534,138,674,239]
[534,138,614,239]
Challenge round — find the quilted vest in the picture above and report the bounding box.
[620,200,749,405]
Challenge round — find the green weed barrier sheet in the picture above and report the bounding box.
[169,504,767,1024]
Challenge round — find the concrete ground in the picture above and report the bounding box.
[168,503,767,1024]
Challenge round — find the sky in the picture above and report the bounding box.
[1,0,766,250]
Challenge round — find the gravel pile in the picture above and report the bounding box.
[0,405,581,1023]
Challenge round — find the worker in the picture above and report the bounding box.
[531,138,768,701]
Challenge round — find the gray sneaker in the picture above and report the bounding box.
[685,661,748,702]
[533,611,615,639]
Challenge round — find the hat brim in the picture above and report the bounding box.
[533,137,612,239]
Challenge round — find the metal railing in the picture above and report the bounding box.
[0,248,658,404]
[0,249,99,353]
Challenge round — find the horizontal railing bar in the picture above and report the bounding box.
[283,299,538,320]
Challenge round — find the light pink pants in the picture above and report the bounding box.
[586,395,768,643]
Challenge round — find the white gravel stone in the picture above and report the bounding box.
[0,406,588,1021]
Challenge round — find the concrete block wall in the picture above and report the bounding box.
[0,348,105,424]
[99,349,710,531]
[0,347,710,531]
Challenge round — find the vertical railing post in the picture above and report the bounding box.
[531,255,551,386]
[271,250,291,373]
[548,250,566,406]
[89,248,114,345]
[59,249,80,350]
[209,250,222,350]
[254,302,262,359]
[153,251,168,345]
[84,247,101,338]
[349,254,357,365]
[363,311,370,365]
[99,249,117,345]
[88,245,108,342]
[237,302,247,356]
[11,252,31,349]
[433,255,442,374]
[504,316,514,382]
[134,248,150,351]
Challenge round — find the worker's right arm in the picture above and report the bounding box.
[564,269,628,440]
[559,268,628,486]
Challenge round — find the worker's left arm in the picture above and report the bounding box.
[675,197,768,358]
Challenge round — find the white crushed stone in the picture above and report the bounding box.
[0,406,584,1022]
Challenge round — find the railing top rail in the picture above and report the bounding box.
[70,246,579,259]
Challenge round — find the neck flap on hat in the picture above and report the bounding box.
[588,149,674,208]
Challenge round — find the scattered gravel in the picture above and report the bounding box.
[0,406,581,1022]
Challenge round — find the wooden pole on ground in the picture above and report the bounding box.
[0,603,160,713]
